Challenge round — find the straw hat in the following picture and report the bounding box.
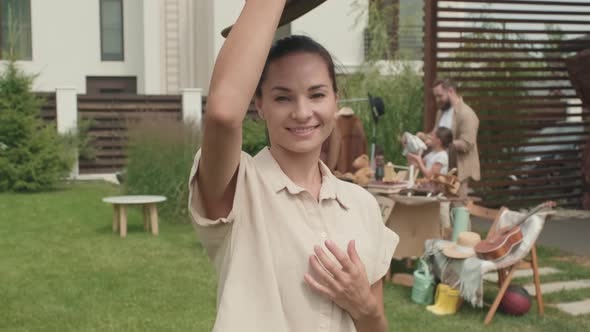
[221,0,328,38]
[338,107,354,116]
[442,232,481,259]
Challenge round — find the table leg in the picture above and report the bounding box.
[119,205,127,238]
[149,203,159,235]
[112,205,119,232]
[143,205,150,231]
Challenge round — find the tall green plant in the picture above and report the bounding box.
[124,117,200,222]
[242,118,267,156]
[340,0,424,164]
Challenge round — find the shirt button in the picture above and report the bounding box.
[319,232,327,238]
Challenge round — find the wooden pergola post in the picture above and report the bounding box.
[423,0,438,132]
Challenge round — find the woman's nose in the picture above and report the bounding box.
[291,98,313,121]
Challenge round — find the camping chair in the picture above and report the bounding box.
[466,202,545,325]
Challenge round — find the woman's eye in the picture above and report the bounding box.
[311,93,325,99]
[275,96,290,102]
[275,96,289,102]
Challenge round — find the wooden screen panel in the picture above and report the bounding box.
[423,0,590,208]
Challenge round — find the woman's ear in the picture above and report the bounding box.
[255,96,265,120]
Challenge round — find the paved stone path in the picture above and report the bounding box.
[524,279,590,296]
[521,278,590,316]
[484,266,590,316]
[552,299,590,316]
[484,267,561,283]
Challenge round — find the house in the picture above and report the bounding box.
[0,0,425,95]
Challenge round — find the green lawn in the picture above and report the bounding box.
[1,182,589,331]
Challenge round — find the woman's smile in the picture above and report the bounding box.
[287,124,321,137]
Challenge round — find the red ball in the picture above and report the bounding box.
[499,285,532,316]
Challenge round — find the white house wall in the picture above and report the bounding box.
[210,0,368,75]
[4,0,145,94]
[291,0,367,74]
[1,0,369,94]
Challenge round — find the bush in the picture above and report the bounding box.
[124,117,200,223]
[0,59,76,191]
[242,118,267,156]
[337,0,424,165]
[338,62,424,165]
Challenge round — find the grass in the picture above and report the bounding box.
[1,182,590,331]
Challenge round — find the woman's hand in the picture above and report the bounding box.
[303,240,379,321]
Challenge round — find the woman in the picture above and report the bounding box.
[407,126,455,178]
[188,1,398,331]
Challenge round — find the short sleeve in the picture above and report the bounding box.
[188,149,250,260]
[366,195,399,284]
[432,151,448,168]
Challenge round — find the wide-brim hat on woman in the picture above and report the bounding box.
[221,0,328,37]
[442,231,481,259]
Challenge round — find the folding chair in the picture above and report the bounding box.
[466,202,545,325]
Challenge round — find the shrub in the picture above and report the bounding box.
[0,59,76,191]
[124,117,200,223]
[337,0,424,165]
[242,118,267,156]
[338,62,424,165]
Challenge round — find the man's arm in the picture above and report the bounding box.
[453,108,478,154]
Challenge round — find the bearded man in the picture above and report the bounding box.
[431,78,480,204]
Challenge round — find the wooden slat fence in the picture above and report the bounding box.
[423,0,590,208]
[76,94,183,174]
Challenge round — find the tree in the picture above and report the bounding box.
[0,57,76,191]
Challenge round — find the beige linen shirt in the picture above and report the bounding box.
[189,147,399,332]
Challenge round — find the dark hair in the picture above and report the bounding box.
[255,35,338,97]
[435,126,457,171]
[433,77,458,92]
[435,127,453,148]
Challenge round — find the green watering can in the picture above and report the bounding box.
[411,258,435,305]
[451,207,471,242]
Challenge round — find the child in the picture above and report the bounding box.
[406,126,455,178]
[407,126,455,237]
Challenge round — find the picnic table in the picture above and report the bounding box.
[368,189,480,259]
[102,195,167,238]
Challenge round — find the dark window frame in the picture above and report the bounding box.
[99,0,124,61]
[0,0,33,60]
[86,76,137,95]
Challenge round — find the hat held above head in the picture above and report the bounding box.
[221,0,328,37]
[442,232,481,259]
[338,107,354,116]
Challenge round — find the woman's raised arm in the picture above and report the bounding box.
[197,0,286,219]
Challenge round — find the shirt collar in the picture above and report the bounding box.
[254,148,350,209]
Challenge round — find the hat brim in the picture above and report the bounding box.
[338,108,354,116]
[221,0,328,38]
[442,244,475,259]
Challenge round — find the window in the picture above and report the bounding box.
[0,0,32,60]
[100,0,124,61]
[86,76,137,94]
[366,0,423,60]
